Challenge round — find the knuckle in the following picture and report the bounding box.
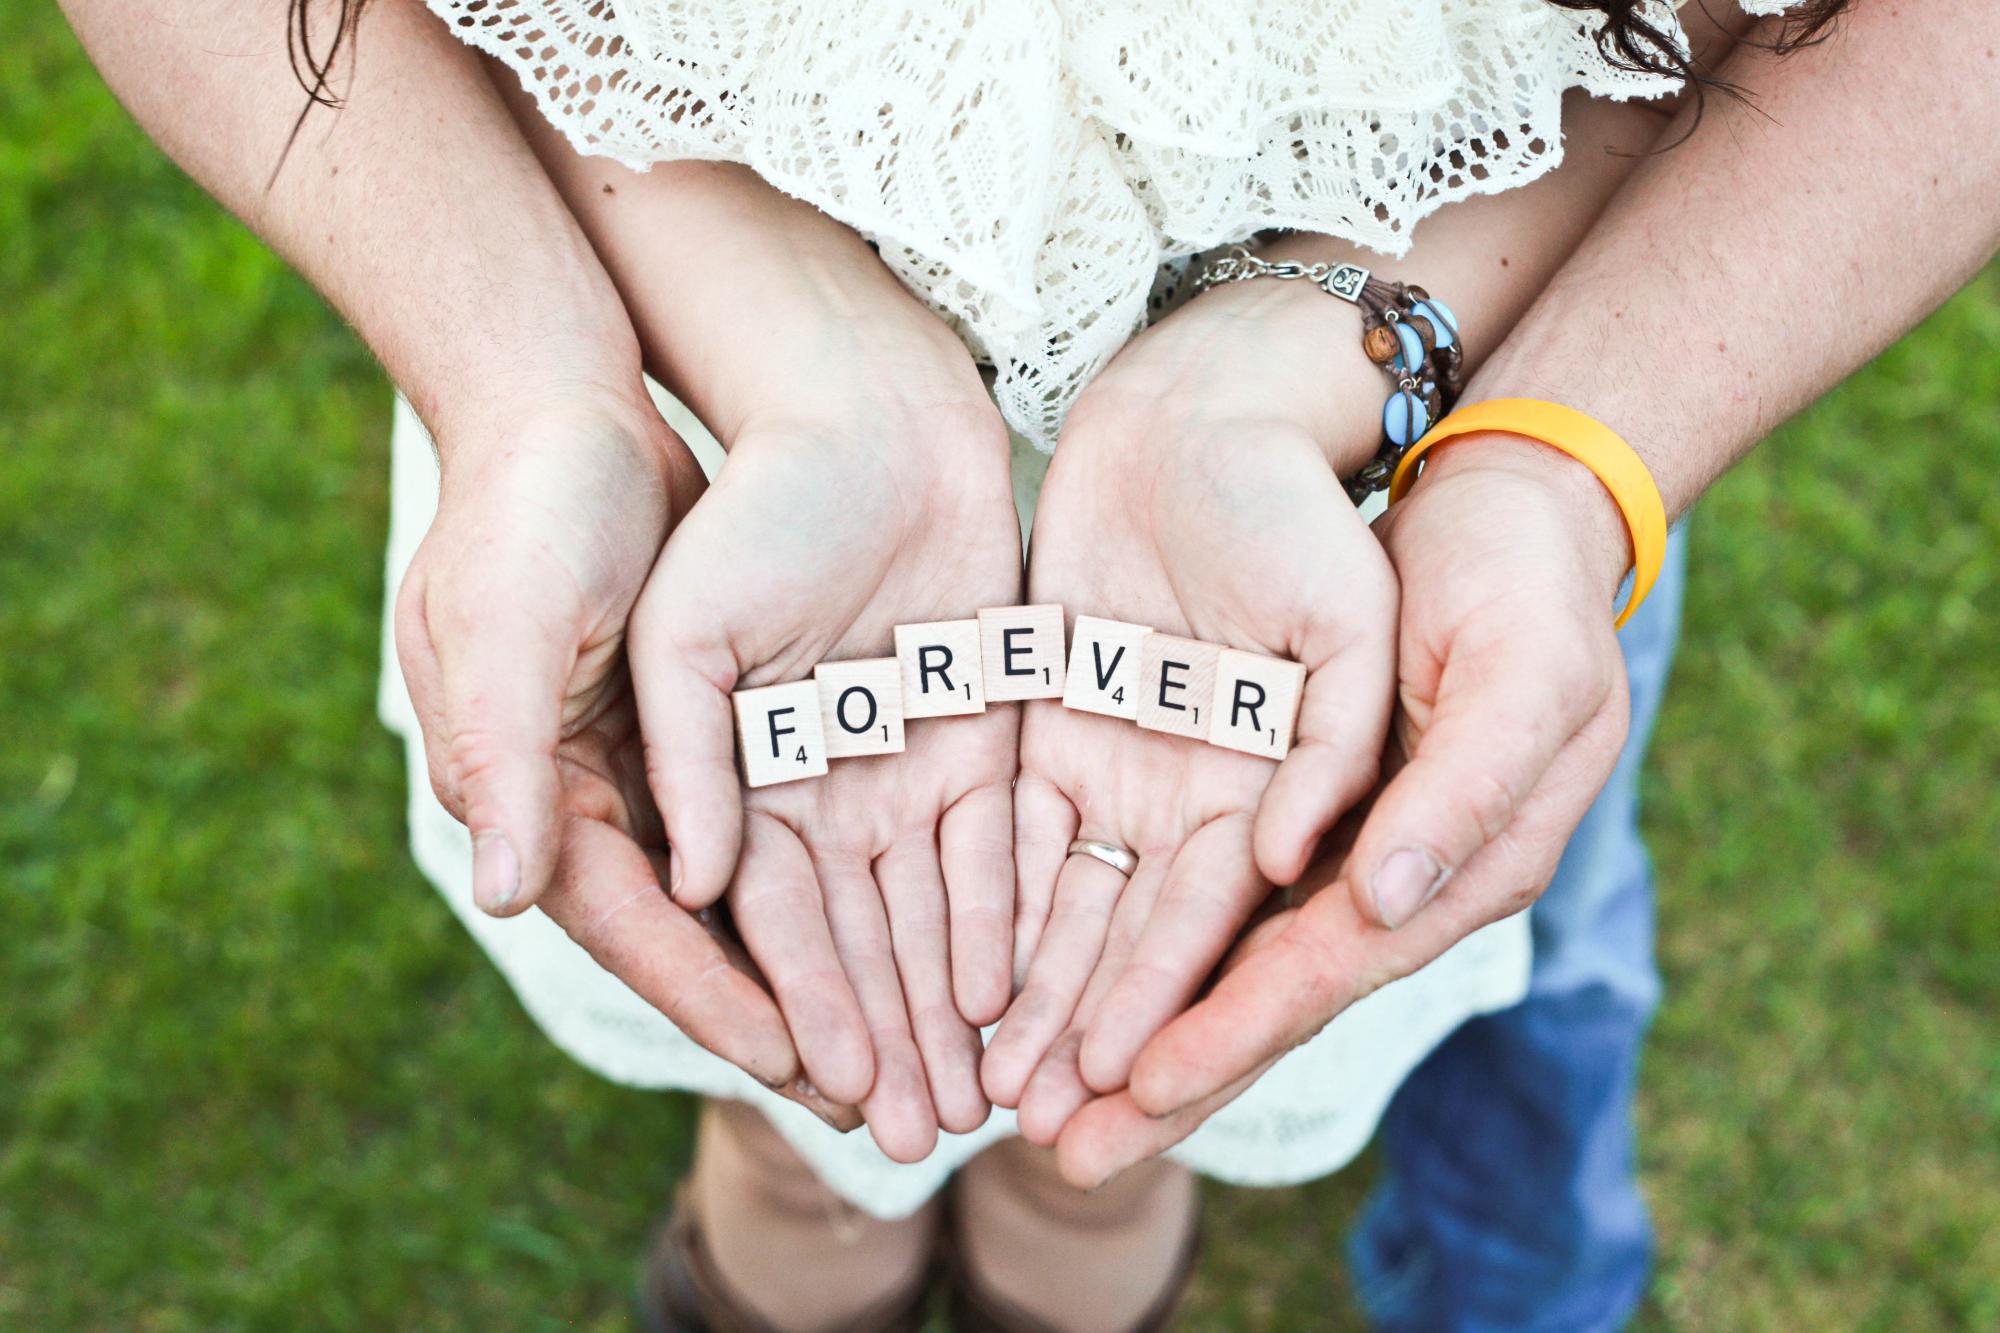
[1494,874,1549,919]
[1331,750,1382,809]
[422,754,463,818]
[1455,764,1521,847]
[1546,644,1615,709]
[909,1001,966,1046]
[953,899,1015,941]
[947,831,1016,870]
[661,954,737,1023]
[392,567,430,641]
[889,899,947,939]
[440,725,517,807]
[422,568,491,639]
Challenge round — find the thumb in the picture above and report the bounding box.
[1349,628,1613,929]
[625,594,745,911]
[398,562,570,917]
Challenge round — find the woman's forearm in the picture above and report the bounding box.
[1235,91,1677,467]
[1464,0,2000,521]
[59,0,645,449]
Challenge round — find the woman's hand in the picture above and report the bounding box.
[627,253,1024,1163]
[980,277,1399,1141]
[1048,435,1637,1186]
[395,398,859,1126]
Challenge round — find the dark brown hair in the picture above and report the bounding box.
[1552,0,1851,127]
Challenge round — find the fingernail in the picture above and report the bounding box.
[667,843,685,902]
[472,831,521,914]
[789,1078,862,1133]
[1370,848,1446,928]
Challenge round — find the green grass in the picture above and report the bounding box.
[3,7,1996,1329]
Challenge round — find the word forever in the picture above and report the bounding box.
[732,606,1306,786]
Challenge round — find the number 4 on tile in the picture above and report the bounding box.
[732,680,831,787]
[1062,616,1151,720]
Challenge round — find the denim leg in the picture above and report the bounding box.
[1349,527,1690,1333]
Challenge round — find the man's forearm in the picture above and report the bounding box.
[1464,0,2000,521]
[60,0,643,448]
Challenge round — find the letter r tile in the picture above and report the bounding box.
[1209,648,1307,759]
[894,619,986,718]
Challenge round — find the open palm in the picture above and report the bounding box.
[983,394,1397,1141]
[630,408,1023,1163]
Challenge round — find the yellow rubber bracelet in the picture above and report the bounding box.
[1388,398,1667,630]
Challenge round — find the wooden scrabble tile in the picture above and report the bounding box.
[1061,616,1153,720]
[1135,633,1222,740]
[977,604,1067,702]
[894,619,986,718]
[813,657,906,758]
[732,679,830,788]
[1209,648,1308,760]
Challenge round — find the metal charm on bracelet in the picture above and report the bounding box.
[1193,245,1465,504]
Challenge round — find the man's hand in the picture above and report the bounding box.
[980,277,1399,1142]
[1050,435,1636,1186]
[395,400,859,1123]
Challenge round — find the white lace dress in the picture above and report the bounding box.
[385,0,1740,1217]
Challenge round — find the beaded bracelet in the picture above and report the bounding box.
[1192,245,1464,504]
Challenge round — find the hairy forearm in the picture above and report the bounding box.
[1465,0,2000,520]
[59,0,644,448]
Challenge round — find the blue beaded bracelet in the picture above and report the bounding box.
[1194,246,1465,503]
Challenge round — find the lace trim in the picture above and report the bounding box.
[428,1,1712,447]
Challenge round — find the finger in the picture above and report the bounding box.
[1131,708,1628,1118]
[1126,886,1373,1119]
[1014,869,1162,1143]
[818,856,939,1164]
[627,602,745,911]
[1009,771,1078,990]
[939,779,1016,1026]
[728,813,874,1106]
[399,566,567,917]
[875,839,990,1135]
[980,850,1137,1107]
[1346,632,1608,929]
[1053,1061,1272,1192]
[1079,814,1268,1093]
[1252,601,1396,887]
[538,816,797,1089]
[652,848,862,1133]
[1016,1030,1095,1146]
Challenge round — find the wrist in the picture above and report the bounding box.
[1078,276,1386,478]
[1415,431,1635,595]
[426,379,693,516]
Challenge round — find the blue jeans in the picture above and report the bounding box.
[1350,527,1690,1332]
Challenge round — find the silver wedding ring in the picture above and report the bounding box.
[1067,838,1138,878]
